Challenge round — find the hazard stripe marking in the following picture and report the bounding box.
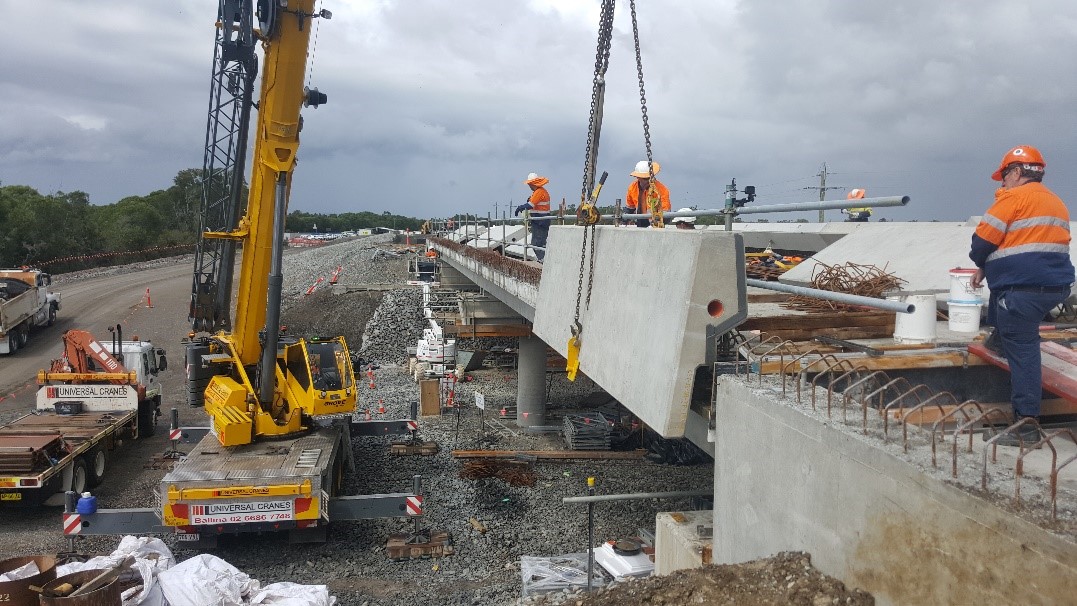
[405,496,422,516]
[63,513,82,535]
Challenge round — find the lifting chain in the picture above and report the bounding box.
[629,0,662,228]
[569,0,616,381]
[580,0,615,207]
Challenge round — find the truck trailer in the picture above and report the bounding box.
[0,267,60,354]
[0,330,167,506]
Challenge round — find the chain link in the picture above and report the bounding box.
[574,226,587,325]
[576,0,614,325]
[581,0,615,204]
[629,0,662,228]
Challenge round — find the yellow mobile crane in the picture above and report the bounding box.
[59,1,439,551]
[187,0,351,446]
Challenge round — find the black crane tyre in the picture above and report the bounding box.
[86,447,107,488]
[70,458,88,495]
[137,399,158,438]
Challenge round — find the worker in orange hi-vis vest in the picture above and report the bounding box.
[843,188,872,222]
[970,144,1074,446]
[516,172,552,261]
[625,160,671,228]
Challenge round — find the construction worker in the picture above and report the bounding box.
[515,173,551,261]
[625,160,671,228]
[969,144,1074,446]
[670,207,697,230]
[842,188,872,222]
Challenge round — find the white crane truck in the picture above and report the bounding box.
[0,328,166,506]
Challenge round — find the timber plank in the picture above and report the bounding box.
[756,326,896,342]
[443,324,532,338]
[749,349,989,374]
[451,449,647,460]
[968,342,1077,404]
[741,311,896,332]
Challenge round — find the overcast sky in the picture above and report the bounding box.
[3,0,1077,222]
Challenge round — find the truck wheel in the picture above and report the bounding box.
[137,400,158,438]
[86,447,107,488]
[47,306,57,326]
[16,329,28,349]
[70,458,88,495]
[7,333,17,354]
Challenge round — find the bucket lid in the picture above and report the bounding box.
[949,267,977,275]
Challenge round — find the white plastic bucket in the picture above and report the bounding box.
[949,268,983,303]
[947,301,983,333]
[891,294,937,343]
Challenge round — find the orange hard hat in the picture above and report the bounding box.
[847,188,865,199]
[992,145,1045,181]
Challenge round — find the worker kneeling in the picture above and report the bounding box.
[516,172,552,261]
[670,207,696,230]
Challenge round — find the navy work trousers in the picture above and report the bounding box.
[988,288,1070,418]
[530,213,549,261]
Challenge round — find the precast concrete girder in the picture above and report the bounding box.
[434,226,747,441]
[458,294,520,324]
[532,226,747,438]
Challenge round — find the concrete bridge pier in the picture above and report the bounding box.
[516,335,547,427]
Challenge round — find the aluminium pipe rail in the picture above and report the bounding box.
[622,195,911,220]
[494,195,909,222]
[746,278,915,314]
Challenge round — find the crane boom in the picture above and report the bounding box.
[189,0,257,334]
[188,0,352,447]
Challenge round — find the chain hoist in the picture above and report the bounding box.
[629,0,662,228]
[568,0,616,382]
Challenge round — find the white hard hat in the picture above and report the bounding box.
[524,172,549,186]
[630,160,661,178]
[671,207,696,223]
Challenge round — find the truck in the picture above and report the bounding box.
[0,328,167,506]
[62,0,440,552]
[0,267,61,354]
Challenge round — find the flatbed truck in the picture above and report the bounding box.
[0,330,166,506]
[0,387,141,507]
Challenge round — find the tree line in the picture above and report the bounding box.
[0,169,425,273]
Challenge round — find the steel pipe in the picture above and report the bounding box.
[746,278,915,314]
[620,196,910,220]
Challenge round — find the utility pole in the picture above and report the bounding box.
[804,162,842,223]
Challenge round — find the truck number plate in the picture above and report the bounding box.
[176,533,200,542]
[189,500,294,525]
[0,493,21,501]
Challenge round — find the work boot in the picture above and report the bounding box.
[991,425,1043,449]
[982,328,1003,355]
